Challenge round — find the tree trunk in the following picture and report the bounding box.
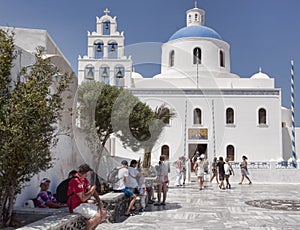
[0,186,15,227]
[142,146,153,169]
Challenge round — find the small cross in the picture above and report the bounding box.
[195,1,198,8]
[104,8,110,15]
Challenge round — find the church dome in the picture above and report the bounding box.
[250,69,270,79]
[168,25,222,41]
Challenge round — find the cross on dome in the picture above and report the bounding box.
[104,8,110,15]
[195,1,198,8]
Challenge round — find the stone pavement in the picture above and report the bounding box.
[97,182,300,230]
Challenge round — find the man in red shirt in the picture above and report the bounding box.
[67,164,107,230]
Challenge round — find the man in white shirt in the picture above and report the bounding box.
[112,160,137,216]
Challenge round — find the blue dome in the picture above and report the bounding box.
[168,25,222,41]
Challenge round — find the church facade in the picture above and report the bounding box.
[77,6,298,165]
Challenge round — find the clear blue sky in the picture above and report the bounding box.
[1,0,300,126]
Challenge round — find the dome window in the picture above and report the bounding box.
[193,47,201,64]
[188,14,192,23]
[195,14,198,22]
[169,50,175,67]
[220,50,225,67]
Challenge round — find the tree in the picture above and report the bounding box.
[0,29,72,227]
[77,81,175,175]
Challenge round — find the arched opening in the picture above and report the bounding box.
[258,108,267,124]
[193,47,201,64]
[226,107,234,124]
[220,50,225,67]
[114,66,124,87]
[169,50,175,67]
[226,145,235,161]
[161,145,170,160]
[108,41,118,59]
[100,66,110,84]
[103,20,110,35]
[94,41,103,59]
[193,108,202,124]
[85,65,94,81]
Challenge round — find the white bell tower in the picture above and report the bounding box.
[78,8,132,87]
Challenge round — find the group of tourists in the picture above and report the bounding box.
[34,154,252,229]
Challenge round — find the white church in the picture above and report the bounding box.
[77,5,299,165]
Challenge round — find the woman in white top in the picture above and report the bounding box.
[154,155,169,206]
[193,156,205,190]
[224,157,234,189]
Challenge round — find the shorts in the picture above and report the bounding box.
[219,173,225,181]
[114,188,134,197]
[73,203,98,219]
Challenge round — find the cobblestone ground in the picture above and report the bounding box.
[97,182,300,230]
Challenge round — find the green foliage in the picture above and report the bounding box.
[77,82,176,162]
[0,29,72,226]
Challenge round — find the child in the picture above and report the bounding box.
[138,174,147,212]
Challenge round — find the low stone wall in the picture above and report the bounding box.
[16,192,131,229]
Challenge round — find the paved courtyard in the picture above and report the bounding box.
[97,182,300,230]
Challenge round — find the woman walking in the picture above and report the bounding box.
[210,157,219,184]
[194,155,205,190]
[224,157,234,189]
[239,155,252,185]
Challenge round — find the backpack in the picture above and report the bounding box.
[107,167,121,184]
[55,176,78,203]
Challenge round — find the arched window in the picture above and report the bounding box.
[258,108,267,124]
[169,50,175,67]
[193,48,201,64]
[103,20,110,35]
[100,66,110,84]
[161,145,170,160]
[193,108,202,124]
[85,65,94,80]
[195,14,198,22]
[226,108,234,124]
[226,145,235,161]
[220,50,225,67]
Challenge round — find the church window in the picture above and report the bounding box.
[169,50,175,67]
[195,14,198,22]
[193,108,202,124]
[220,50,225,67]
[258,108,267,124]
[226,108,234,124]
[103,21,110,35]
[193,48,201,64]
[188,14,192,23]
[161,145,170,160]
[226,145,235,161]
[100,66,110,84]
[84,65,94,81]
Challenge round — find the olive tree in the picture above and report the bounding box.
[0,29,72,227]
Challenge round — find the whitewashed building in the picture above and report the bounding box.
[77,5,299,167]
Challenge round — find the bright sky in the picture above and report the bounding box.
[1,0,300,126]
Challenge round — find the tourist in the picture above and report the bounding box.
[239,155,252,185]
[154,155,169,206]
[67,164,107,230]
[224,157,234,189]
[210,157,219,184]
[126,159,140,194]
[137,174,147,212]
[193,155,205,190]
[181,156,189,186]
[174,156,183,187]
[55,170,78,204]
[113,160,137,216]
[217,157,226,189]
[36,178,67,208]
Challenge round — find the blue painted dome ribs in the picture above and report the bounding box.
[168,25,222,41]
